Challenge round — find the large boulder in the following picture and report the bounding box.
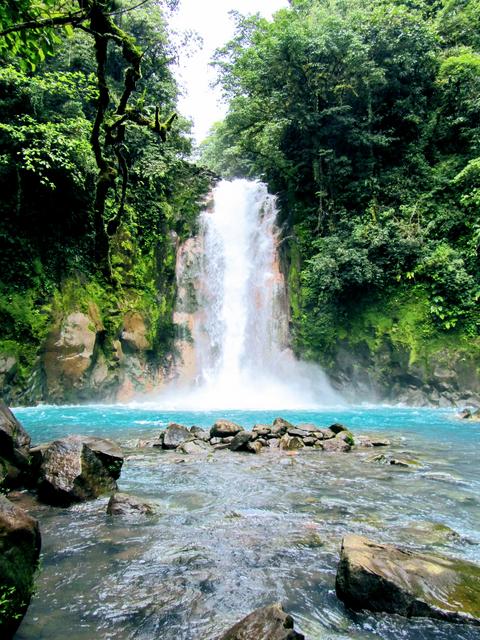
[217,603,304,640]
[0,495,41,638]
[32,436,123,506]
[0,400,32,488]
[163,423,192,449]
[210,420,244,439]
[336,534,480,625]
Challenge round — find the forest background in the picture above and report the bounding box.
[0,0,479,404]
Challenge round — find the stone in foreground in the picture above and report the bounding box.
[33,435,123,505]
[217,603,305,640]
[336,534,480,625]
[107,492,154,517]
[0,495,41,639]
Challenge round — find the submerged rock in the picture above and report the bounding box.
[33,435,123,506]
[107,493,154,517]
[0,400,32,488]
[336,534,480,625]
[217,603,305,640]
[211,419,244,438]
[367,453,419,467]
[163,423,191,449]
[0,495,41,639]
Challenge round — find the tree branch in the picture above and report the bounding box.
[0,12,88,37]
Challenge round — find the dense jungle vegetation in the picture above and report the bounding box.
[201,0,480,372]
[0,0,210,394]
[0,0,479,401]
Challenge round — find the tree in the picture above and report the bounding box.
[0,0,178,276]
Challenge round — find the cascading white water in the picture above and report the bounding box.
[162,179,342,409]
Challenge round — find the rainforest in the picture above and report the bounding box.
[0,1,480,640]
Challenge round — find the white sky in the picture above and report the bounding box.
[169,0,288,142]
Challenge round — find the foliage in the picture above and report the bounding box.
[0,1,211,397]
[201,0,480,362]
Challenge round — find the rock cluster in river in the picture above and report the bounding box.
[138,417,391,455]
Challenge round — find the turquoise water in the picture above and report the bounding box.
[13,405,480,640]
[13,404,479,445]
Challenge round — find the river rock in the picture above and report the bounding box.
[190,426,210,441]
[271,417,294,436]
[246,440,264,454]
[336,534,480,625]
[279,435,304,451]
[0,495,41,638]
[320,437,351,452]
[253,424,272,436]
[33,435,123,505]
[107,492,154,517]
[367,453,418,467]
[0,400,32,488]
[211,419,244,438]
[316,428,335,440]
[295,423,320,433]
[287,428,313,438]
[217,603,305,640]
[163,423,192,449]
[178,439,211,454]
[329,423,349,434]
[229,432,253,451]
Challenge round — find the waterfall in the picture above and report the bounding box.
[164,179,342,409]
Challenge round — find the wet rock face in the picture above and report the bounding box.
[0,495,41,639]
[217,603,305,640]
[336,534,480,625]
[210,420,244,438]
[0,400,32,488]
[43,310,100,399]
[120,311,150,353]
[107,493,154,517]
[33,436,124,506]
